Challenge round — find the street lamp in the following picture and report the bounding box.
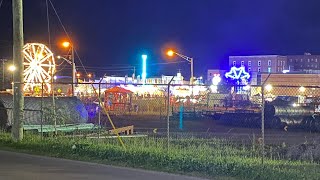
[167,50,194,84]
[62,41,70,48]
[87,73,92,81]
[8,65,16,90]
[299,86,306,93]
[60,41,75,96]
[8,65,16,72]
[265,84,272,92]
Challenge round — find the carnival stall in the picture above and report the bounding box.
[104,86,132,111]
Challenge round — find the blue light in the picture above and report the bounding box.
[142,55,147,83]
[225,66,250,80]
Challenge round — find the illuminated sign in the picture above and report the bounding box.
[225,66,250,80]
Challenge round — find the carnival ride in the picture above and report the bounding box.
[23,43,56,93]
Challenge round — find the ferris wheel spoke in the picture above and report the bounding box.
[39,54,53,64]
[28,70,38,83]
[38,69,47,80]
[39,45,45,58]
[31,45,37,58]
[36,71,44,83]
[23,65,32,73]
[40,64,54,67]
[38,56,50,64]
[25,73,35,83]
[39,67,52,78]
[38,67,51,81]
[23,67,34,76]
[24,53,34,63]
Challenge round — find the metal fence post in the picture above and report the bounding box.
[261,73,271,165]
[261,85,265,165]
[41,82,43,139]
[98,81,101,139]
[167,77,174,151]
[52,78,56,136]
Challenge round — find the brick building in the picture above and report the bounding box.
[228,55,287,85]
[287,53,320,73]
[229,55,287,73]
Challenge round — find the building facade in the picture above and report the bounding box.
[228,55,287,85]
[287,54,320,73]
[229,55,287,74]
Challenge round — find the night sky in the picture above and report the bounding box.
[1,0,320,78]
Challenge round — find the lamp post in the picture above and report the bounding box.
[61,41,75,96]
[167,50,194,85]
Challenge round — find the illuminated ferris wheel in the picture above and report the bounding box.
[23,43,56,92]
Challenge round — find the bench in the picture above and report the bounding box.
[109,125,134,135]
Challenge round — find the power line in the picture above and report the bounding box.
[47,0,187,78]
[0,0,4,9]
[45,0,51,49]
[48,0,89,76]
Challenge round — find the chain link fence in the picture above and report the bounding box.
[1,81,320,164]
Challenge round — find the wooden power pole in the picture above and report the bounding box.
[12,0,24,141]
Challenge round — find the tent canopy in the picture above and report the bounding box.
[105,86,132,94]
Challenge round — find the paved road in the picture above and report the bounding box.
[0,150,207,180]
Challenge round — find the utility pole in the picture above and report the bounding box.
[12,0,24,141]
[71,46,75,96]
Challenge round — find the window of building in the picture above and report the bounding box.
[280,61,283,66]
[268,60,271,66]
[248,67,251,71]
[233,61,236,66]
[258,68,261,72]
[241,61,244,66]
[308,59,310,62]
[268,67,271,73]
[209,73,212,76]
[316,59,318,62]
[248,61,251,66]
[290,59,293,62]
[301,59,303,62]
[312,59,314,62]
[258,61,261,66]
[316,65,318,68]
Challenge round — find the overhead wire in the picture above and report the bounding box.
[48,0,87,75]
[45,0,51,49]
[48,0,126,149]
[0,0,3,9]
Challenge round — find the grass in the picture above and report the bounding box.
[0,132,319,180]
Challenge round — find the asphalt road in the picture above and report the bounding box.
[0,150,207,180]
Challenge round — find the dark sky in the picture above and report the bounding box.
[1,0,320,77]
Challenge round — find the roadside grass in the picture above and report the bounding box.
[0,132,319,180]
